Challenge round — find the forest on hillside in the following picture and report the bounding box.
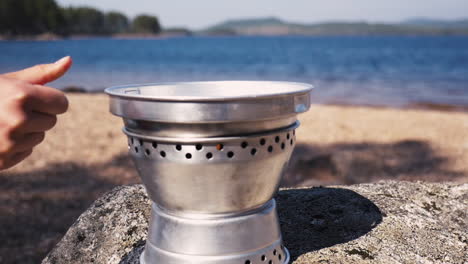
[2,0,467,37]
[0,0,161,36]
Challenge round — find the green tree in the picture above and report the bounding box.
[0,1,163,36]
[62,7,105,35]
[104,12,129,34]
[31,0,65,34]
[132,15,161,34]
[0,0,64,35]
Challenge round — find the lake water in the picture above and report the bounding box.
[1,36,467,109]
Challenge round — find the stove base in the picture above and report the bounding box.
[140,199,290,264]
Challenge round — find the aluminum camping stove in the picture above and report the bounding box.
[105,81,313,264]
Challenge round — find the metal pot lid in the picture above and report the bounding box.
[105,81,313,123]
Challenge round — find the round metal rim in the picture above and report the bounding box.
[139,245,291,264]
[153,199,276,220]
[105,80,313,102]
[123,121,299,143]
[140,245,290,264]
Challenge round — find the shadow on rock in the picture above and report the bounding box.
[1,139,465,263]
[276,187,383,261]
[118,241,146,264]
[283,140,465,187]
[0,153,138,264]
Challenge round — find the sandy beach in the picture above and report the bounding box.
[0,93,467,263]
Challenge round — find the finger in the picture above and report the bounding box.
[16,112,57,133]
[25,85,69,115]
[3,56,72,85]
[12,133,45,152]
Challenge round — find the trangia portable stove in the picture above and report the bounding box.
[105,81,313,264]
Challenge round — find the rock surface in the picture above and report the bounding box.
[42,185,151,264]
[42,181,467,264]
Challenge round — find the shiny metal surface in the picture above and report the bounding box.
[106,81,313,264]
[106,81,312,101]
[109,93,311,123]
[128,126,296,213]
[106,81,312,131]
[123,116,298,138]
[141,200,290,264]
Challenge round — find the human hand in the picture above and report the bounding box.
[0,56,72,170]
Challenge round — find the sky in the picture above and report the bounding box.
[56,0,468,29]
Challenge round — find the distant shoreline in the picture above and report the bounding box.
[0,32,192,41]
[3,16,468,41]
[3,31,468,42]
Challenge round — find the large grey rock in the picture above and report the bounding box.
[42,185,151,264]
[42,181,467,264]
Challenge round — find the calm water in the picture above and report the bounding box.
[1,36,467,108]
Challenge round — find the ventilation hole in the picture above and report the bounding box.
[293,130,296,135]
[245,260,251,264]
[139,139,143,146]
[261,255,266,261]
[251,148,257,156]
[268,260,272,264]
[273,249,277,255]
[206,152,213,159]
[175,144,182,151]
[195,144,203,151]
[160,151,166,158]
[216,144,224,151]
[260,138,266,145]
[185,153,192,159]
[268,146,273,152]
[241,141,248,148]
[227,151,234,158]
[130,137,134,145]
[287,133,290,140]
[152,142,158,149]
[278,254,282,260]
[275,136,280,143]
[281,142,285,150]
[290,139,293,145]
[145,149,151,156]
[134,147,139,153]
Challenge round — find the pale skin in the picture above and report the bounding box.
[0,56,72,170]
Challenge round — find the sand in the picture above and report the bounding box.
[0,93,467,263]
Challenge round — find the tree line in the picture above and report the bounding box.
[0,0,161,36]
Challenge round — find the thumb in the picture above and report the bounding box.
[3,56,73,85]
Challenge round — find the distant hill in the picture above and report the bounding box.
[202,17,468,36]
[402,18,468,29]
[211,17,285,29]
